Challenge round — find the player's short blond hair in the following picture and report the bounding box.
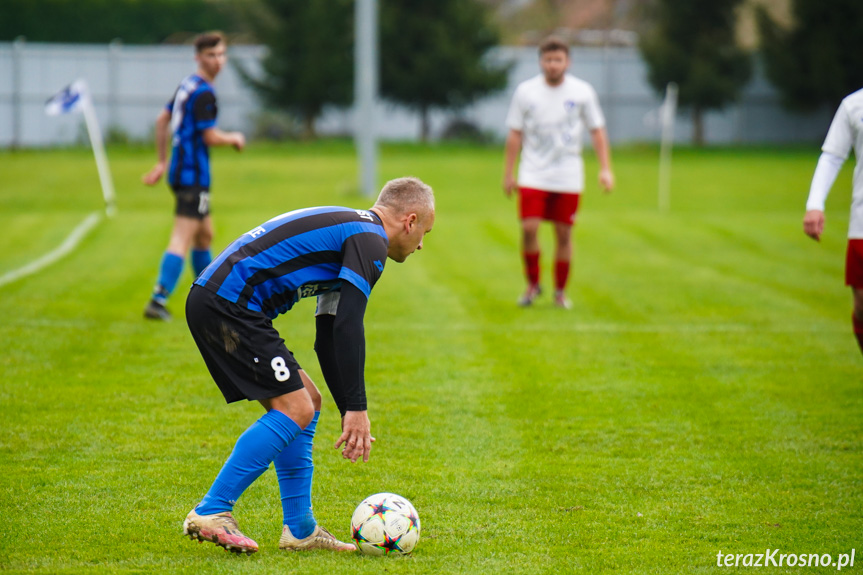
[375,177,435,217]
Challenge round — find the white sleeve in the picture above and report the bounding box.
[505,86,524,131]
[806,151,845,211]
[582,84,606,131]
[821,101,853,160]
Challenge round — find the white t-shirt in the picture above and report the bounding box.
[505,73,606,193]
[820,87,863,238]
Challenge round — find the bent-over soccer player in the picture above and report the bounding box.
[182,177,435,553]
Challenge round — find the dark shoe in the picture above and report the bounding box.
[144,300,172,321]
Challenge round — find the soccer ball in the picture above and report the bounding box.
[350,492,420,555]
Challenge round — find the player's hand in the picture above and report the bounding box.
[803,209,825,242]
[502,175,517,198]
[232,132,246,152]
[142,162,166,186]
[336,410,375,463]
[599,168,615,193]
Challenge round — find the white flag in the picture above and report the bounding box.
[45,79,88,116]
[44,78,116,217]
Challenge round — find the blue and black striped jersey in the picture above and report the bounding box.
[195,207,388,319]
[166,74,217,189]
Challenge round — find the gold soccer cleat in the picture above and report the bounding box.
[278,524,356,552]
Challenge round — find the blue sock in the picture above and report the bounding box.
[196,410,302,516]
[191,248,212,278]
[275,411,318,538]
[152,252,184,305]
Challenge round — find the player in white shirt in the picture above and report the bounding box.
[503,37,614,309]
[804,87,863,355]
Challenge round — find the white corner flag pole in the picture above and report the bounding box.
[80,86,117,218]
[45,79,117,217]
[658,82,678,213]
[8,80,117,288]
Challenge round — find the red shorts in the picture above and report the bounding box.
[846,239,863,287]
[519,187,581,225]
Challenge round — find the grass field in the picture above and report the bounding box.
[1,141,860,574]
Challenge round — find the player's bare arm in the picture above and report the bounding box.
[336,410,375,463]
[803,210,825,242]
[590,127,614,193]
[203,127,246,151]
[503,129,523,197]
[142,108,171,185]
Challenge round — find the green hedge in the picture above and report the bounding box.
[0,0,240,44]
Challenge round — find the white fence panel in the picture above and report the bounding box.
[0,41,833,147]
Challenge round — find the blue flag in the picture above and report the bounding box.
[45,79,88,116]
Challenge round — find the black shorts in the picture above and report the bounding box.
[172,185,211,219]
[185,285,305,403]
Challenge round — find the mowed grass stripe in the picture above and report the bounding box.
[422,145,858,569]
[1,142,860,574]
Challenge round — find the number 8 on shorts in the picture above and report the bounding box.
[271,356,291,382]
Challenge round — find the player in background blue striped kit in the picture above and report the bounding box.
[181,177,435,554]
[141,31,245,321]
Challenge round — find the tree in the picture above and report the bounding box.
[639,0,752,145]
[379,0,509,142]
[0,0,237,43]
[236,0,354,139]
[757,0,863,114]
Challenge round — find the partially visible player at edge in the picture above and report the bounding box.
[141,31,245,321]
[181,177,435,554]
[503,36,614,309]
[803,86,863,356]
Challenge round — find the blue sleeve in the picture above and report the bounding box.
[193,90,217,130]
